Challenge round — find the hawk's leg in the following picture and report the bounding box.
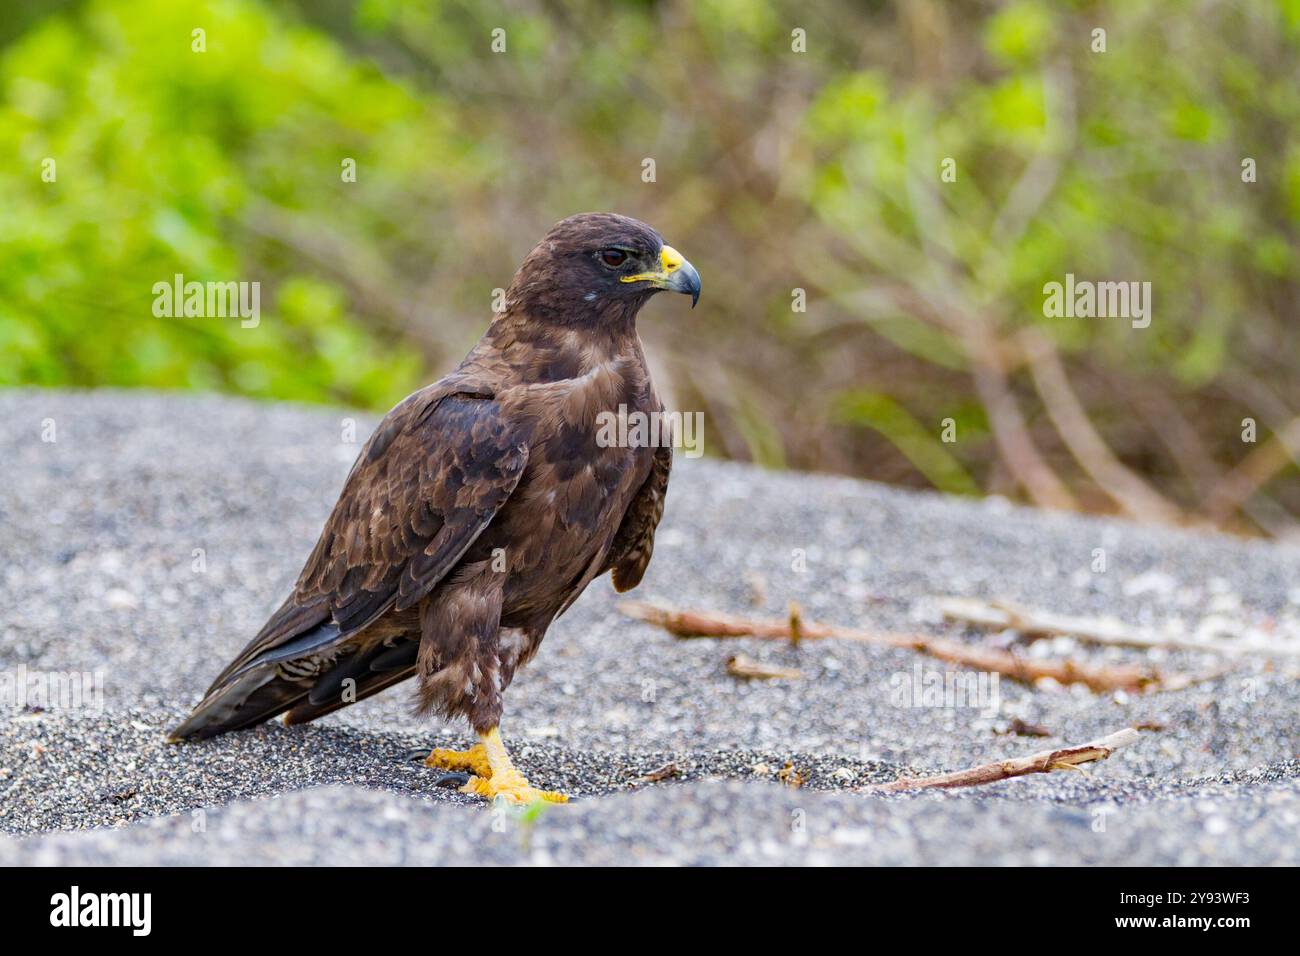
[424,743,492,778]
[457,727,568,804]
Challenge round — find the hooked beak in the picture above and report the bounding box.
[620,244,701,308]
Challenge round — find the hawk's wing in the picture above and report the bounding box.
[605,443,672,592]
[295,390,529,628]
[194,388,529,702]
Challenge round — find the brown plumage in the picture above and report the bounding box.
[169,214,699,774]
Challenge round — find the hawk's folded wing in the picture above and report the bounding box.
[201,388,530,697]
[606,443,672,592]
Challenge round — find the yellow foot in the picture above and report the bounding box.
[456,726,569,805]
[460,768,569,805]
[424,743,492,778]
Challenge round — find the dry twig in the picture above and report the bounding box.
[725,654,804,680]
[620,601,1189,693]
[938,596,1300,660]
[998,718,1052,737]
[869,727,1140,793]
[638,762,681,783]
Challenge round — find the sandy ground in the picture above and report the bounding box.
[0,389,1296,864]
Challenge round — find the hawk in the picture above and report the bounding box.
[169,213,700,803]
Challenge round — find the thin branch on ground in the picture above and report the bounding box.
[725,653,804,680]
[937,596,1300,660]
[868,727,1141,793]
[618,602,1200,693]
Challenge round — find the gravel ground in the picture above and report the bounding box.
[0,389,1297,865]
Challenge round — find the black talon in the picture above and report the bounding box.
[404,747,431,763]
[430,770,471,789]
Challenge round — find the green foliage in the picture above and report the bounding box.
[2,0,1297,525]
[0,0,442,407]
[796,1,1300,521]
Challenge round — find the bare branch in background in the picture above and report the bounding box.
[1021,331,1183,524]
[1116,375,1225,501]
[988,61,1077,251]
[1202,416,1300,525]
[242,200,446,362]
[967,344,1079,511]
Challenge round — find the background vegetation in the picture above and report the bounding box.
[3,0,1298,536]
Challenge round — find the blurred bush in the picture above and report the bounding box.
[1,0,1297,535]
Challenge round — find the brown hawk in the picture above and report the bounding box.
[169,213,699,803]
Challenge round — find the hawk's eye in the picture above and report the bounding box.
[599,249,628,268]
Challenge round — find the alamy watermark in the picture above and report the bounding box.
[152,273,260,328]
[50,886,151,936]
[1,666,105,715]
[1043,273,1150,329]
[595,405,704,458]
[888,661,1000,717]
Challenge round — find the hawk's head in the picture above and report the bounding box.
[506,212,701,325]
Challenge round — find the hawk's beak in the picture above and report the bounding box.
[621,245,701,308]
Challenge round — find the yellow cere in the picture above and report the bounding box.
[620,244,685,284]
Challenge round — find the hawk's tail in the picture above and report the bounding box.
[166,669,308,742]
[166,618,345,742]
[167,624,420,742]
